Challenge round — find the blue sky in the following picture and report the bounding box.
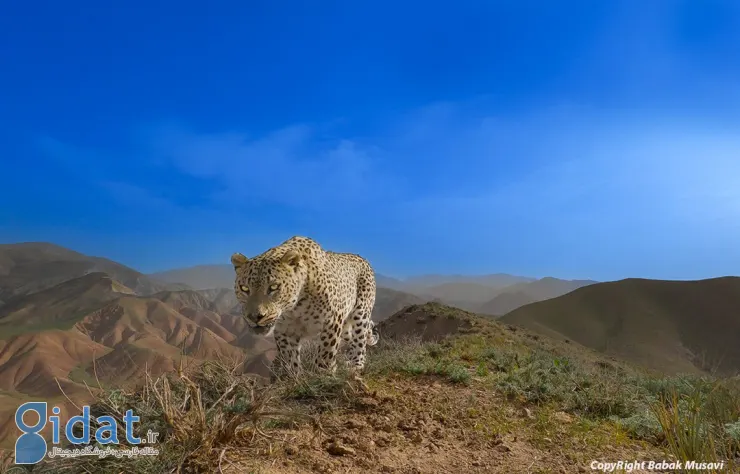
[1,1,740,281]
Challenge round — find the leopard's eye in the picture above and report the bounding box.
[268,283,280,292]
[239,285,250,293]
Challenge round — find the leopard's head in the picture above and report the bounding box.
[231,249,308,336]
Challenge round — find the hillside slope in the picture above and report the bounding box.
[0,272,132,335]
[0,242,186,305]
[0,273,270,449]
[195,287,240,313]
[149,264,235,290]
[372,287,427,322]
[479,277,597,316]
[501,277,740,376]
[478,291,538,316]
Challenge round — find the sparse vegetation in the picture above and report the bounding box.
[3,305,738,473]
[21,346,367,473]
[366,336,472,385]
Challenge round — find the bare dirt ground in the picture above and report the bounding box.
[225,375,668,474]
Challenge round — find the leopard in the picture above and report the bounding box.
[230,236,378,377]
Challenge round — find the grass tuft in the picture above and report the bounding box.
[25,355,328,473]
[647,379,740,472]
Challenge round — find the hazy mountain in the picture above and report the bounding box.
[151,263,561,317]
[374,274,407,290]
[402,273,535,289]
[0,272,133,334]
[195,287,240,314]
[149,264,235,290]
[479,277,597,316]
[500,277,740,376]
[0,242,186,306]
[151,263,407,296]
[415,281,501,311]
[372,287,427,322]
[478,291,538,317]
[372,273,539,311]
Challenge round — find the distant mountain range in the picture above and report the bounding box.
[0,244,264,447]
[0,243,447,447]
[149,264,237,291]
[479,277,598,315]
[150,264,596,316]
[2,241,738,446]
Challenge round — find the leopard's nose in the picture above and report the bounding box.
[247,311,268,324]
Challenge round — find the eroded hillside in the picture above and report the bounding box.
[0,269,267,449]
[0,246,433,451]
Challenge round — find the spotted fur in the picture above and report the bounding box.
[231,236,378,376]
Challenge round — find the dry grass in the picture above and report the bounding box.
[648,378,740,473]
[16,342,367,473]
[3,318,738,473]
[0,452,15,474]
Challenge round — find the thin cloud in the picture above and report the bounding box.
[31,100,740,281]
[37,102,740,232]
[146,124,397,210]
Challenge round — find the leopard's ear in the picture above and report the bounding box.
[230,252,249,269]
[281,250,303,268]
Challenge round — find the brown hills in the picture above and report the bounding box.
[0,282,265,449]
[149,266,534,297]
[0,242,187,305]
[479,277,597,316]
[377,302,483,342]
[0,244,434,449]
[2,242,740,470]
[195,287,240,313]
[501,276,740,376]
[0,252,267,449]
